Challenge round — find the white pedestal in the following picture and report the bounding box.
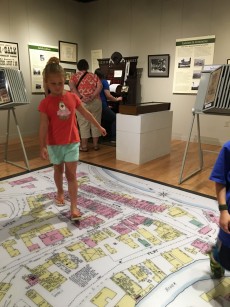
[116,110,173,164]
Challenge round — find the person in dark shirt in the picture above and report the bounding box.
[95,68,122,142]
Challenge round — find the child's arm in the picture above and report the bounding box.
[104,88,123,103]
[77,104,106,136]
[39,112,49,160]
[216,182,230,233]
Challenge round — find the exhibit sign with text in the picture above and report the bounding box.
[173,35,215,94]
[0,41,19,69]
[28,44,59,93]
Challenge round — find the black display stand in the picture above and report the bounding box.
[98,53,138,106]
[98,53,171,115]
[119,102,171,115]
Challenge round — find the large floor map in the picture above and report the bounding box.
[0,162,229,307]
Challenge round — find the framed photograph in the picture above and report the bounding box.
[148,54,170,77]
[64,68,76,85]
[0,41,20,69]
[227,59,230,64]
[59,41,78,64]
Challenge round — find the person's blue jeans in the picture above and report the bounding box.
[213,239,230,271]
[102,107,116,140]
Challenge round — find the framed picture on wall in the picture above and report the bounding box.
[148,54,170,77]
[227,59,230,64]
[64,68,76,84]
[0,41,20,69]
[59,41,78,64]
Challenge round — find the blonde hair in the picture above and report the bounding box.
[43,57,65,81]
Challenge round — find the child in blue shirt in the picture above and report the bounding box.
[209,140,230,277]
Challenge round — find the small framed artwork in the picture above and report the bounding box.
[59,41,78,64]
[64,68,76,84]
[0,41,20,69]
[227,59,230,64]
[148,54,170,77]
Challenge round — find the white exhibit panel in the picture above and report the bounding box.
[116,110,173,164]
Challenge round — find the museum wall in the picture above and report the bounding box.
[1,0,230,146]
[81,0,230,145]
[0,0,84,142]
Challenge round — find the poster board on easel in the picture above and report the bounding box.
[0,68,29,109]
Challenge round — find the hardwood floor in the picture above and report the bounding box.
[0,136,221,198]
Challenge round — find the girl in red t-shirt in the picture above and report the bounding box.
[39,57,106,220]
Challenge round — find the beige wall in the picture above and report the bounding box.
[1,0,230,146]
[0,0,84,142]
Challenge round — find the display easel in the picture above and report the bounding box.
[178,108,204,184]
[179,64,230,184]
[0,68,30,171]
[1,107,30,170]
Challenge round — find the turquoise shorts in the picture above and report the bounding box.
[47,143,80,165]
